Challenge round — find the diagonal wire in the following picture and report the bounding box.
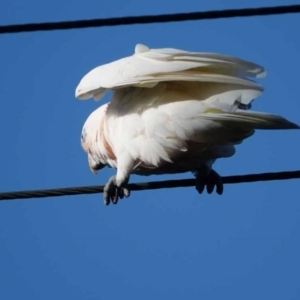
[0,170,299,201]
[1,4,300,34]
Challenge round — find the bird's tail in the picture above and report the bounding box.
[199,109,299,130]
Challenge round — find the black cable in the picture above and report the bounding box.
[1,4,300,34]
[0,170,299,201]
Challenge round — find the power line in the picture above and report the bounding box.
[0,170,299,201]
[1,4,300,35]
[0,6,299,202]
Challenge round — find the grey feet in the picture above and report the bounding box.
[195,167,223,195]
[103,175,131,205]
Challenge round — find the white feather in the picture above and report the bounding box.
[79,44,298,189]
[75,43,265,101]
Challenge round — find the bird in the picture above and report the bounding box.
[76,43,299,206]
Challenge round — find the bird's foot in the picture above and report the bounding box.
[195,166,223,195]
[103,175,131,206]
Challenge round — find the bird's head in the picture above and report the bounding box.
[81,103,109,174]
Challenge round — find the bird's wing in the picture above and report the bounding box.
[101,80,298,174]
[104,99,298,174]
[75,43,265,101]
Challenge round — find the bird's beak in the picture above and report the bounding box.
[90,166,99,174]
[90,163,105,174]
[88,154,105,174]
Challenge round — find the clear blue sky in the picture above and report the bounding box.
[1,0,300,299]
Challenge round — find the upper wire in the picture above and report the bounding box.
[0,4,300,34]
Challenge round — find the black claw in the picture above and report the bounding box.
[102,175,131,206]
[206,182,214,194]
[103,193,110,206]
[119,188,124,200]
[216,177,224,195]
[196,181,205,194]
[216,185,223,195]
[124,188,130,198]
[195,167,224,196]
[112,189,118,204]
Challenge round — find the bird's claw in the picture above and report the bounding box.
[195,168,223,195]
[103,175,131,205]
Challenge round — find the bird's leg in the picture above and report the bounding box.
[103,175,130,206]
[103,153,134,206]
[195,164,223,195]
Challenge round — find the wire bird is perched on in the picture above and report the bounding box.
[75,43,299,206]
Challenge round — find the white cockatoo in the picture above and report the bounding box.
[76,44,299,205]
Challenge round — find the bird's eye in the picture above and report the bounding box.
[81,129,86,142]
